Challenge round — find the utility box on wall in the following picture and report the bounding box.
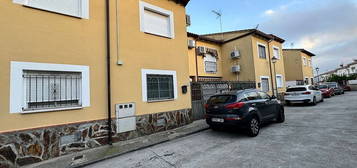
[115,103,136,133]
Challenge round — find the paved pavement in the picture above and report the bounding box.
[86,91,357,168]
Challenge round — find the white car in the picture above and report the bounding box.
[284,85,323,106]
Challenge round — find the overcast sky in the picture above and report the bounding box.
[186,0,357,73]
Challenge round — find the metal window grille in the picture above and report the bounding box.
[23,70,82,111]
[147,75,174,101]
[205,61,217,73]
[258,45,266,59]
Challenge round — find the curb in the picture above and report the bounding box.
[26,120,209,168]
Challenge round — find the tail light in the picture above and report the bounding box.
[225,102,245,110]
[204,104,209,110]
[302,92,311,95]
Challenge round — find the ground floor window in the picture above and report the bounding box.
[141,69,177,102]
[147,75,174,101]
[10,61,90,113]
[261,77,270,92]
[276,75,283,88]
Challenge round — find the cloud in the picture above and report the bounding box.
[264,9,275,16]
[260,0,357,72]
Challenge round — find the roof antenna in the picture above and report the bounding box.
[212,10,223,40]
[290,42,294,49]
[255,24,259,30]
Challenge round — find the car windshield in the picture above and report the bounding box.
[207,95,237,104]
[328,84,337,88]
[318,85,328,89]
[286,87,306,92]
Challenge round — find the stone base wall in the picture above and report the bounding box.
[0,109,192,168]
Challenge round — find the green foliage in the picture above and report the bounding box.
[327,74,357,82]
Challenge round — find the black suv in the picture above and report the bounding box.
[205,89,285,137]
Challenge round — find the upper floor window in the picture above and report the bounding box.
[204,54,217,73]
[273,47,280,59]
[13,0,89,19]
[308,59,312,67]
[258,44,267,59]
[10,62,90,114]
[303,57,307,66]
[139,1,175,38]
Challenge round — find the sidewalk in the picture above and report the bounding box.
[26,120,209,168]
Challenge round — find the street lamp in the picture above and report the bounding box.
[315,67,320,84]
[271,57,278,97]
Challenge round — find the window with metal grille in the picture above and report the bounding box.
[147,75,174,101]
[258,45,266,59]
[23,70,82,111]
[205,61,217,73]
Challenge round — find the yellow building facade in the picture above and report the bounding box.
[188,29,287,95]
[283,49,315,87]
[0,0,191,167]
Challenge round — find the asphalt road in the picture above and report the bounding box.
[86,91,357,168]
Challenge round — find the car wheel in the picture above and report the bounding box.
[285,101,291,106]
[210,125,221,131]
[276,108,285,123]
[247,116,260,137]
[311,97,317,106]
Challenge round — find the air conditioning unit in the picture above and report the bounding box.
[197,46,206,55]
[231,65,241,73]
[188,39,196,49]
[230,50,240,59]
[186,15,191,26]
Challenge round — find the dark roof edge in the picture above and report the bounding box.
[224,29,285,44]
[187,32,223,44]
[283,49,316,56]
[172,0,190,6]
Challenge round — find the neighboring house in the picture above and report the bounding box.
[347,60,357,75]
[188,29,286,95]
[336,64,350,76]
[0,0,191,167]
[283,49,316,87]
[187,33,223,81]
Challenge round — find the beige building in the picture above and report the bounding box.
[188,29,286,95]
[0,0,191,167]
[283,49,316,86]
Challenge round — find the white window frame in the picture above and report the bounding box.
[13,0,89,19]
[257,42,267,59]
[275,74,283,88]
[260,76,270,92]
[272,46,280,59]
[141,69,178,102]
[303,57,307,66]
[139,1,175,39]
[10,61,90,114]
[203,54,217,73]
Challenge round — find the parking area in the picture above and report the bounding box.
[86,91,357,168]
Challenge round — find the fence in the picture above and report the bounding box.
[191,81,256,121]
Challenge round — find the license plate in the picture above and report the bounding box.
[212,118,224,123]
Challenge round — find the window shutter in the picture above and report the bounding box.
[144,9,171,37]
[14,0,89,19]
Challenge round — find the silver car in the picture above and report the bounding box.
[284,85,323,106]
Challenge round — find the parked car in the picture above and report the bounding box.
[284,85,323,106]
[325,82,344,95]
[317,84,334,98]
[342,85,352,91]
[205,89,285,137]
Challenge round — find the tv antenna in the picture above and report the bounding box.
[212,10,223,40]
[255,24,259,30]
[290,42,294,49]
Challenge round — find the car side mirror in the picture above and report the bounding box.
[270,95,277,100]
